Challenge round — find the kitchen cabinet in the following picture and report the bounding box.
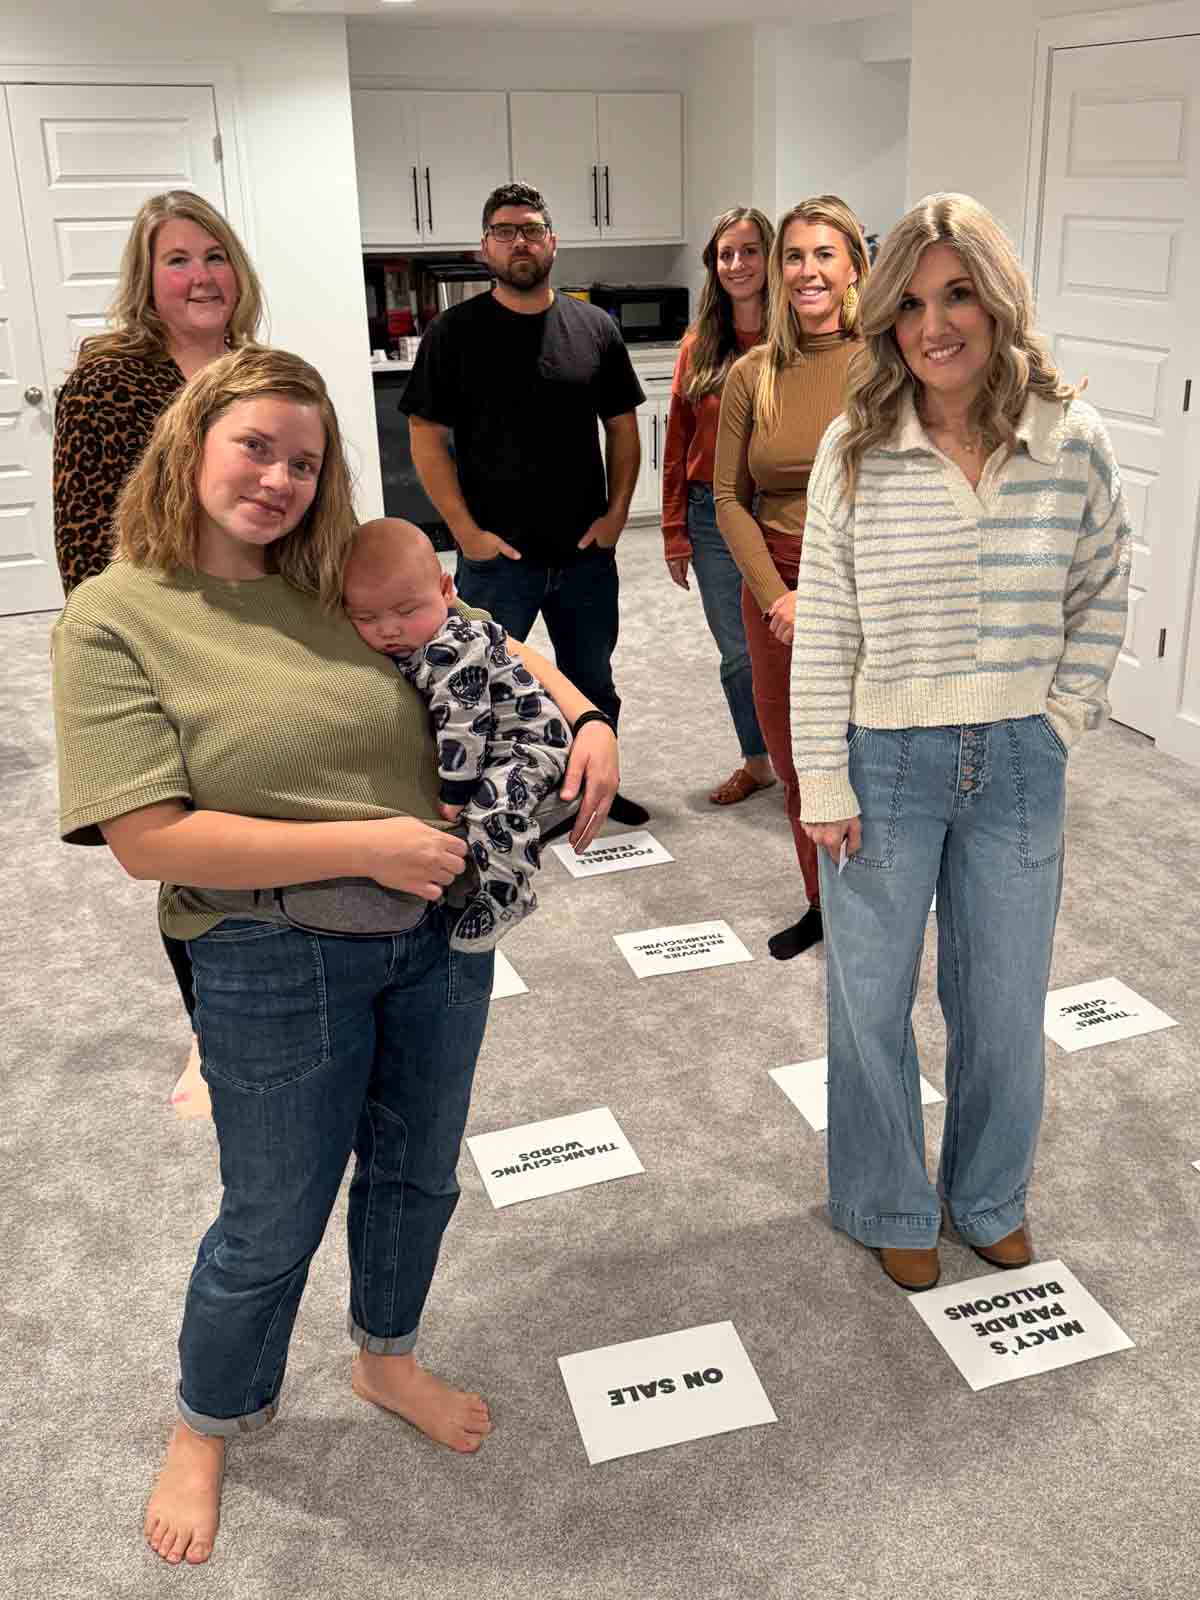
[353,90,510,248]
[509,92,683,245]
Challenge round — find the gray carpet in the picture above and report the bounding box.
[3,530,1199,1600]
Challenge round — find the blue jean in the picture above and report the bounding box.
[455,543,621,726]
[177,907,492,1436]
[820,718,1066,1251]
[686,484,767,761]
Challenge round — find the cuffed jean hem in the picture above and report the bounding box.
[347,1312,419,1356]
[176,1384,277,1438]
[944,1191,1028,1249]
[829,1202,941,1251]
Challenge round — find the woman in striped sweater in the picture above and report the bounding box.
[792,194,1130,1293]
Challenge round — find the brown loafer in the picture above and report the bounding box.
[972,1225,1033,1268]
[878,1246,940,1292]
[708,767,776,806]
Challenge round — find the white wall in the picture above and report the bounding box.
[2,3,383,517]
[346,21,692,91]
[682,26,758,312]
[907,0,1151,250]
[759,19,910,242]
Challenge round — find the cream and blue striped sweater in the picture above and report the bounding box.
[791,391,1132,823]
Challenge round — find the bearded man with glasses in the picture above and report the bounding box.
[403,182,650,826]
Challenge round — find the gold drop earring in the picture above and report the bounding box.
[841,282,859,325]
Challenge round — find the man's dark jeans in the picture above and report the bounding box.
[454,542,621,727]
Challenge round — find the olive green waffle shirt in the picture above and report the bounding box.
[53,562,463,939]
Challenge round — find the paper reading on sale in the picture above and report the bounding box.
[558,1321,777,1464]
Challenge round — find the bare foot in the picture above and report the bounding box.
[144,1423,225,1566]
[351,1351,493,1453]
[171,1037,211,1122]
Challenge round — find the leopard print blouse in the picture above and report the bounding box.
[52,353,184,594]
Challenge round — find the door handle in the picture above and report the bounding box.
[591,165,599,228]
[651,413,658,471]
[425,167,434,234]
[604,165,611,227]
[411,167,421,234]
[24,385,44,406]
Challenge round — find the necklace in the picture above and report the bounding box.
[921,412,984,456]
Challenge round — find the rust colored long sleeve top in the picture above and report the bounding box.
[713,333,859,610]
[660,326,762,561]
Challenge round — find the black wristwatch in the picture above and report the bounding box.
[572,709,617,738]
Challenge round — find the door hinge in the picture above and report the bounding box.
[1158,629,1167,659]
[213,133,223,164]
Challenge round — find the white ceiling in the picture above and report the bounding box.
[270,0,900,28]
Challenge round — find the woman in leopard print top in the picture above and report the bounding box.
[53,190,264,593]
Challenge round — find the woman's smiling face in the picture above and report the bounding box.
[781,220,858,335]
[893,242,995,405]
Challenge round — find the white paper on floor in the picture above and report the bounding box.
[613,919,753,979]
[1044,977,1177,1053]
[466,1106,643,1209]
[1192,1160,1200,1174]
[491,950,528,999]
[550,829,673,878]
[770,1056,943,1133]
[558,1320,777,1464]
[909,1260,1133,1391]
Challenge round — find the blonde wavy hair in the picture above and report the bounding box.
[77,191,264,366]
[838,192,1075,498]
[753,195,870,436]
[114,346,357,609]
[684,206,775,404]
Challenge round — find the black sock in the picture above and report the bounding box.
[768,906,823,961]
[608,792,650,826]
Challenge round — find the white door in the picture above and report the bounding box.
[7,84,225,391]
[628,395,665,522]
[0,90,59,614]
[1035,37,1200,748]
[597,94,683,243]
[509,93,601,244]
[352,90,423,248]
[417,93,510,248]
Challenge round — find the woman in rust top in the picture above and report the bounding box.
[52,189,264,1111]
[714,195,869,960]
[661,206,776,805]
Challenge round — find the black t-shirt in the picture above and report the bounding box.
[400,291,645,561]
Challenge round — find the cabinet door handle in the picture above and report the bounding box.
[411,166,421,234]
[425,166,434,234]
[591,165,599,228]
[652,413,658,471]
[604,164,611,227]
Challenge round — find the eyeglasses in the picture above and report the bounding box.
[485,223,550,243]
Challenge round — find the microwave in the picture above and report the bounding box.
[590,283,688,344]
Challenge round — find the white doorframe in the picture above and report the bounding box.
[1021,0,1200,271]
[0,60,253,265]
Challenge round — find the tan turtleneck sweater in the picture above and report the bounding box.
[713,332,858,609]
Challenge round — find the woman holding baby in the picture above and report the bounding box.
[51,345,618,1566]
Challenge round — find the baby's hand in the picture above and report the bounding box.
[438,801,464,822]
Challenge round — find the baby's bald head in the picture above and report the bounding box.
[343,517,454,656]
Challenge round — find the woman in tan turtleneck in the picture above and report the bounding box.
[714,195,870,961]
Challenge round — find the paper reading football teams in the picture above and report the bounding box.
[550,830,673,879]
[558,1321,777,1465]
[613,920,753,980]
[909,1260,1133,1391]
[491,950,528,999]
[1044,978,1176,1053]
[770,1057,943,1133]
[466,1106,643,1209]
